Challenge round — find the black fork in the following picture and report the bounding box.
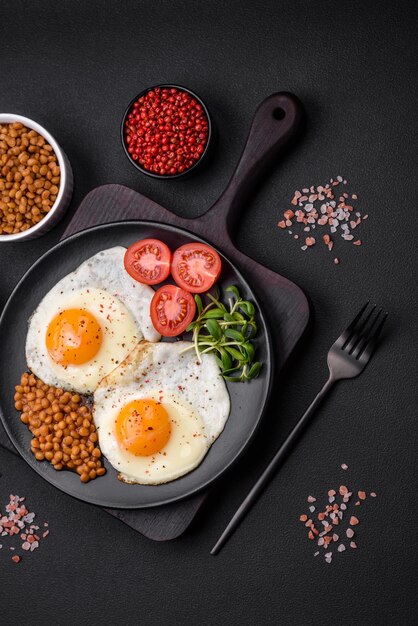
[211,303,388,555]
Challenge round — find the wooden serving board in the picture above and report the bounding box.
[0,93,310,540]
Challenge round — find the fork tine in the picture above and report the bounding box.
[351,308,382,357]
[346,304,376,353]
[337,301,369,348]
[356,311,388,360]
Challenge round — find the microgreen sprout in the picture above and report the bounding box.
[181,286,261,382]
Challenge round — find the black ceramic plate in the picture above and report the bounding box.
[0,221,273,508]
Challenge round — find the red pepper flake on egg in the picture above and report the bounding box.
[124,86,209,176]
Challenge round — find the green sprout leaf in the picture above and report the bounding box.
[224,328,245,342]
[194,294,203,315]
[202,308,226,319]
[225,285,241,299]
[239,300,255,316]
[225,346,245,362]
[184,284,261,384]
[223,312,235,323]
[205,318,222,342]
[220,348,233,371]
[241,342,255,362]
[248,362,262,379]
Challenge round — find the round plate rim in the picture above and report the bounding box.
[0,220,274,508]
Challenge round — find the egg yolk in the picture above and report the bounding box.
[46,308,103,366]
[116,399,171,456]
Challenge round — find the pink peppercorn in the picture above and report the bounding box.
[124,86,209,176]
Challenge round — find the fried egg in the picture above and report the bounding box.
[26,247,160,394]
[93,341,231,484]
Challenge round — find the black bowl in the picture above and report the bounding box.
[120,83,213,180]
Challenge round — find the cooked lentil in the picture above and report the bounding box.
[14,372,106,482]
[0,122,60,234]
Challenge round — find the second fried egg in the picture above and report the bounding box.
[94,388,208,484]
[93,341,231,484]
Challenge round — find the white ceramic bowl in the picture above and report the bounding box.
[0,113,73,242]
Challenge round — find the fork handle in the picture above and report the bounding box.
[210,376,335,555]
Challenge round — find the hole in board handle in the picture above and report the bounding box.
[273,107,285,120]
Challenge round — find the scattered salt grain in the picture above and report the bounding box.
[298,465,377,564]
[0,494,49,565]
[277,177,367,264]
[341,463,348,470]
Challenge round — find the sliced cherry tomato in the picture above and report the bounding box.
[124,239,171,285]
[171,243,222,293]
[150,284,196,337]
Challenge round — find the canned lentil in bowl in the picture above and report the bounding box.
[0,113,73,242]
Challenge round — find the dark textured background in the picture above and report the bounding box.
[0,1,417,624]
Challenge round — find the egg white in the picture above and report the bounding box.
[26,247,160,394]
[94,340,231,484]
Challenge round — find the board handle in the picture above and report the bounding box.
[201,92,304,237]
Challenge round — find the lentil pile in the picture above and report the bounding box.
[0,494,49,564]
[0,122,60,235]
[278,177,368,265]
[124,86,209,176]
[14,372,106,483]
[299,463,377,564]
